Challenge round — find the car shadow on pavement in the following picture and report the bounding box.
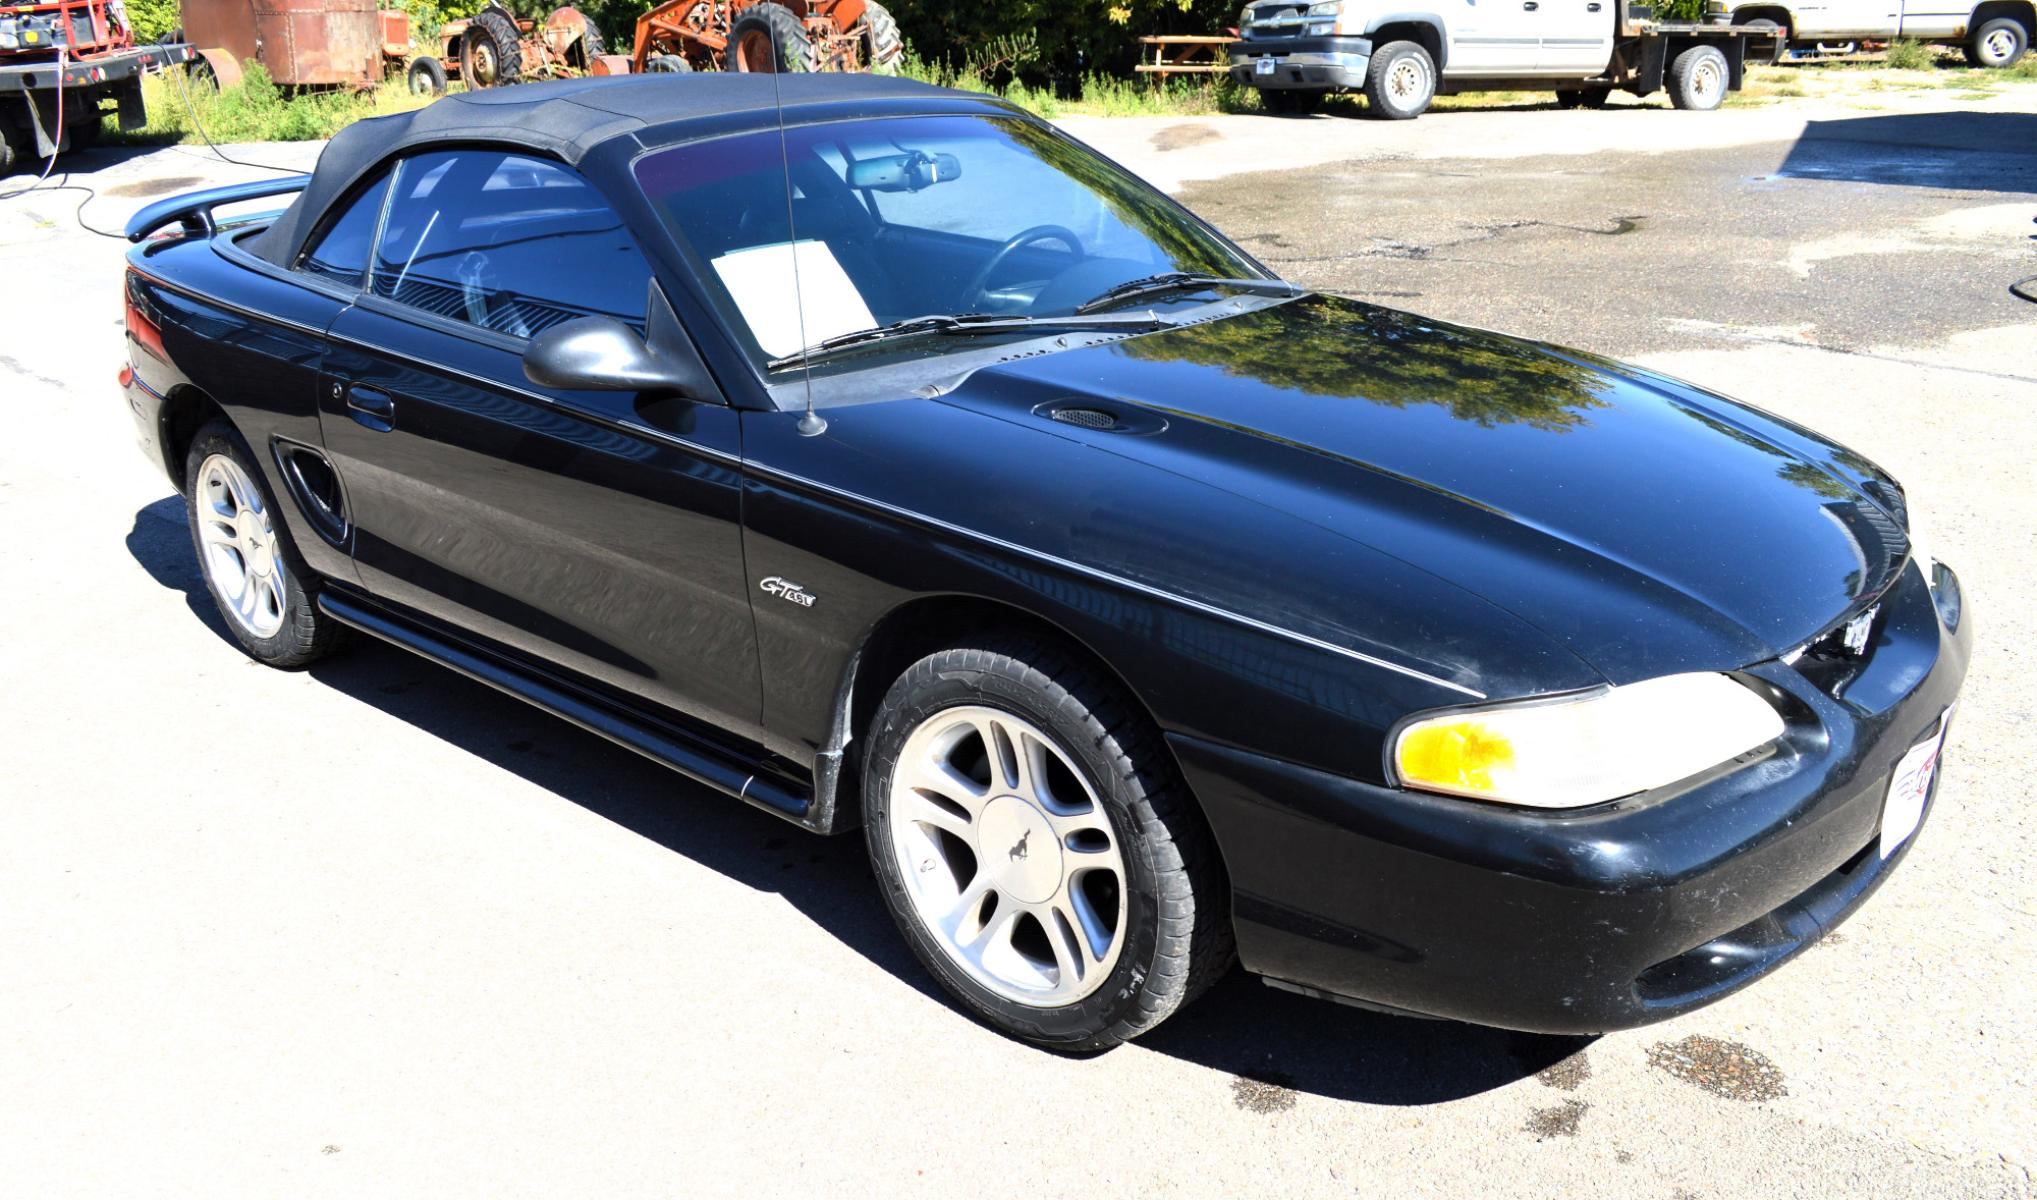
[1781,110,2037,195]
[126,495,1590,1106]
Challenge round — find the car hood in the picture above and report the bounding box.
[933,295,1908,686]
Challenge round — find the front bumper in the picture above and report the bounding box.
[1229,35,1373,90]
[1177,558,1971,1034]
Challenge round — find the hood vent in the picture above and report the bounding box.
[1032,399,1169,436]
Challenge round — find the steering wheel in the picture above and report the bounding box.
[961,224,1085,309]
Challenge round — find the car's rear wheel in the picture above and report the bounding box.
[184,421,341,668]
[862,639,1232,1050]
[1966,17,2029,68]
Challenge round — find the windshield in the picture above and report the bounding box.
[633,114,1266,371]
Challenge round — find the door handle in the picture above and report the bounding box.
[1587,2,1601,9]
[345,386,395,432]
[1523,2,1539,9]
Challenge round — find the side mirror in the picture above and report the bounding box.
[523,317,699,395]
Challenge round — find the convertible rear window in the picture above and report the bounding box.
[299,172,390,288]
[370,150,652,339]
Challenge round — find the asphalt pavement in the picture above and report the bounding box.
[2,88,2034,1199]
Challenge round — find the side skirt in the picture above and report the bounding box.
[317,589,826,831]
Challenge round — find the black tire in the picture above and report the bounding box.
[861,638,1233,1051]
[407,55,448,96]
[69,114,103,149]
[646,53,692,73]
[0,120,21,174]
[1554,87,1611,108]
[1736,17,1786,65]
[571,21,605,69]
[1259,87,1326,114]
[728,1,813,73]
[1363,40,1436,119]
[1966,17,2029,68]
[183,421,343,669]
[862,0,903,73]
[1666,43,1730,110]
[462,6,523,89]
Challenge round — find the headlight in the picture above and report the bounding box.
[1306,1,1342,12]
[1903,501,1934,582]
[1392,673,1784,809]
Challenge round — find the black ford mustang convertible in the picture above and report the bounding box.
[120,74,1969,1050]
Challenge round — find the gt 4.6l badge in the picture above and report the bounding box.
[760,576,817,607]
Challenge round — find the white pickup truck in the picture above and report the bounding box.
[1710,0,2030,67]
[1229,0,1783,117]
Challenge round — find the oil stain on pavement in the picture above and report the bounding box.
[1230,1075,1299,1114]
[1524,1098,1588,1140]
[1647,1035,1789,1102]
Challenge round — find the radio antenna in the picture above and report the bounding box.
[766,58,826,436]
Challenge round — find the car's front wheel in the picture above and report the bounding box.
[862,639,1232,1050]
[184,421,342,668]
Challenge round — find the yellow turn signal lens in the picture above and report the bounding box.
[1395,721,1515,794]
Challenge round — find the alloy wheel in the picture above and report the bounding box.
[887,705,1128,1007]
[195,453,286,639]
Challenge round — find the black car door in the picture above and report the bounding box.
[316,148,763,739]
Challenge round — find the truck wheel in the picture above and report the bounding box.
[1667,44,1730,110]
[407,55,448,96]
[1966,18,2028,68]
[1364,41,1436,119]
[1261,87,1327,114]
[646,53,692,73]
[861,638,1234,1051]
[1736,17,1786,65]
[184,421,344,669]
[729,2,815,73]
[1555,87,1610,108]
[863,0,904,74]
[462,7,523,89]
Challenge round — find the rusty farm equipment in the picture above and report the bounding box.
[629,0,902,75]
[436,2,624,90]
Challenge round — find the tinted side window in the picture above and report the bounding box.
[372,150,651,339]
[298,172,390,287]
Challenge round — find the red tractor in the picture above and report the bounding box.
[629,0,903,75]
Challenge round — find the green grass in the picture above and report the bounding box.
[105,63,437,146]
[1882,38,1937,70]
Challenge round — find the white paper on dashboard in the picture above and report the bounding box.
[711,240,876,359]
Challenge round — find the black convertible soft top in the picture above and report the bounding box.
[251,73,983,270]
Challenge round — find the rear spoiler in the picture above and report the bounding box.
[124,175,310,242]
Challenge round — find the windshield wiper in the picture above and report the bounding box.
[1074,272,1304,315]
[767,310,1169,370]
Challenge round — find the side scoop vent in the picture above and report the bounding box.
[1051,406,1119,430]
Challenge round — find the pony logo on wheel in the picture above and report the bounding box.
[1009,830,1031,862]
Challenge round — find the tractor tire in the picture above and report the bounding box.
[646,53,692,73]
[571,20,606,70]
[863,0,904,74]
[1965,17,2029,68]
[1666,43,1729,110]
[407,55,448,96]
[729,2,815,73]
[1363,40,1436,119]
[462,7,523,89]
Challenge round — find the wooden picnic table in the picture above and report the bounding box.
[1135,34,1238,82]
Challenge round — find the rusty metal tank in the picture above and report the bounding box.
[182,0,382,88]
